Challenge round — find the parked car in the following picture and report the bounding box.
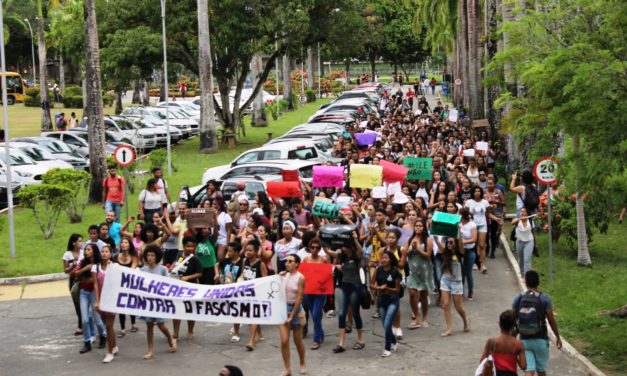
[283,124,345,142]
[6,142,74,170]
[319,91,379,109]
[121,106,194,138]
[11,137,90,170]
[156,101,201,123]
[308,113,358,128]
[266,134,335,153]
[202,160,321,185]
[227,140,338,169]
[0,147,50,185]
[0,168,21,209]
[121,115,183,145]
[102,116,157,150]
[310,98,377,121]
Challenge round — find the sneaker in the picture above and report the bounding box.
[112,346,119,356]
[468,292,474,301]
[371,312,381,320]
[381,350,392,358]
[102,353,114,363]
[326,310,335,318]
[90,336,96,344]
[229,327,235,336]
[391,343,398,353]
[395,328,403,339]
[98,336,107,349]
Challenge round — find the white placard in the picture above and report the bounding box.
[448,109,458,122]
[371,186,386,199]
[463,148,476,157]
[335,195,352,208]
[386,181,402,196]
[476,141,488,152]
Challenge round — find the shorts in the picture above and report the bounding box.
[476,224,488,233]
[522,338,550,373]
[141,316,167,325]
[440,274,463,295]
[286,303,304,328]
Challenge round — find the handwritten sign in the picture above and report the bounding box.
[379,160,408,183]
[312,197,341,219]
[281,169,299,182]
[350,164,382,188]
[266,181,301,198]
[403,157,432,180]
[298,263,334,295]
[462,148,476,157]
[187,208,214,229]
[312,165,344,188]
[354,133,376,146]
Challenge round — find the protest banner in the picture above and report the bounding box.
[404,157,433,180]
[319,224,357,249]
[350,164,382,188]
[281,169,299,182]
[380,160,408,183]
[99,264,287,325]
[312,197,341,219]
[354,133,376,146]
[187,208,214,229]
[312,165,344,188]
[298,263,334,295]
[266,181,301,198]
[430,211,462,238]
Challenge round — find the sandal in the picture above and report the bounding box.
[345,324,352,333]
[169,338,177,353]
[407,322,421,329]
[245,344,254,351]
[74,329,83,336]
[130,326,139,333]
[117,330,126,338]
[352,341,365,350]
[230,335,241,343]
[310,342,320,350]
[332,345,346,353]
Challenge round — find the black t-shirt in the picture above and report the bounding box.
[100,236,116,250]
[241,258,263,281]
[219,257,242,283]
[375,266,401,295]
[172,251,202,283]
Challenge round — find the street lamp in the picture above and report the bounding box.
[160,0,172,176]
[24,18,36,85]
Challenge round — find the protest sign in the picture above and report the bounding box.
[380,160,408,183]
[476,141,488,152]
[350,164,382,188]
[266,181,301,198]
[281,169,299,182]
[430,211,462,238]
[319,224,357,249]
[187,208,214,229]
[354,133,376,146]
[312,197,341,219]
[312,165,344,188]
[386,181,402,196]
[372,186,386,199]
[404,157,433,180]
[448,109,458,122]
[462,148,476,157]
[298,263,334,295]
[100,264,287,325]
[336,195,352,208]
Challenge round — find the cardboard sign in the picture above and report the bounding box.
[429,211,461,238]
[350,164,382,188]
[379,160,408,183]
[312,165,344,188]
[266,181,301,198]
[319,224,357,249]
[475,141,488,152]
[354,133,376,146]
[448,109,458,122]
[281,169,299,182]
[403,157,433,180]
[312,197,341,219]
[187,208,214,229]
[298,263,334,295]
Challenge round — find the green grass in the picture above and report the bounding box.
[504,222,627,375]
[0,98,331,278]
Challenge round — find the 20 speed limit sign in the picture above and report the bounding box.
[113,145,136,167]
[533,157,557,185]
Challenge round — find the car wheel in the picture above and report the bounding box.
[7,96,15,105]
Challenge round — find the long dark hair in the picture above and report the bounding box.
[407,218,428,248]
[441,237,461,274]
[257,191,272,218]
[67,233,82,251]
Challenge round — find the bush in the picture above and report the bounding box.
[25,87,40,97]
[102,93,114,107]
[305,89,316,103]
[64,86,82,97]
[290,92,301,110]
[148,148,176,172]
[17,183,73,239]
[42,168,91,223]
[23,95,39,107]
[279,99,290,112]
[62,96,83,108]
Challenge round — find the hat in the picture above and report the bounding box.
[392,191,409,204]
[252,208,264,216]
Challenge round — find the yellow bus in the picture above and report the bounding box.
[0,71,27,105]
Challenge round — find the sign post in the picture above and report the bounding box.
[533,157,557,285]
[114,145,136,222]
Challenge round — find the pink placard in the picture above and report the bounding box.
[379,160,408,183]
[313,165,344,188]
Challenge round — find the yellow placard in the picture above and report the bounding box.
[349,164,383,188]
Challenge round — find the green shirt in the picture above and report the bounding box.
[196,239,217,268]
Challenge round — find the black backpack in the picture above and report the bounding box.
[516,291,546,338]
[522,184,539,212]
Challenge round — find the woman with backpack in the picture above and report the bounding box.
[478,309,526,376]
[512,208,535,277]
[510,171,540,217]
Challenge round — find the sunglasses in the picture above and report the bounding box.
[309,246,321,250]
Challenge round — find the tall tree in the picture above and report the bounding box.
[37,0,52,131]
[196,0,218,152]
[251,52,267,127]
[83,0,106,202]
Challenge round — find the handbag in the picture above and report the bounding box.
[359,268,371,310]
[474,338,496,376]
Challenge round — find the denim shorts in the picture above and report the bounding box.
[522,338,550,372]
[440,274,464,295]
[141,316,167,324]
[287,303,304,328]
[476,224,488,233]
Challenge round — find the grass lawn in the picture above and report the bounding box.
[503,222,627,375]
[0,97,332,278]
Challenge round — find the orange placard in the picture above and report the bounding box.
[298,263,334,295]
[266,181,301,198]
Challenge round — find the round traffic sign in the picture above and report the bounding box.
[299,94,307,104]
[454,78,462,86]
[113,145,136,167]
[533,157,557,185]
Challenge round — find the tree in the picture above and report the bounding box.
[37,0,52,131]
[42,168,90,223]
[83,0,107,203]
[17,184,72,239]
[196,0,218,152]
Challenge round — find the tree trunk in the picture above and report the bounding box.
[132,80,141,104]
[143,80,150,106]
[467,0,484,119]
[460,0,471,111]
[197,0,218,153]
[282,53,293,109]
[485,0,499,136]
[159,67,166,102]
[573,135,592,266]
[115,91,123,114]
[345,60,351,86]
[369,52,376,82]
[84,0,107,203]
[251,53,267,127]
[306,47,314,89]
[59,54,65,94]
[37,2,52,131]
[453,29,462,108]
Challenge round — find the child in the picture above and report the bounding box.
[140,244,176,359]
[169,236,202,340]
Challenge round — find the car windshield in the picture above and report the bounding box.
[41,139,73,153]
[152,111,168,120]
[0,149,34,166]
[20,146,54,161]
[73,132,89,142]
[114,119,137,130]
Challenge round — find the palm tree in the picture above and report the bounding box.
[251,52,267,127]
[282,53,293,109]
[37,0,52,131]
[572,135,592,266]
[197,0,217,153]
[83,0,106,202]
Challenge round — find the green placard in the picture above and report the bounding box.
[312,198,341,219]
[404,157,433,180]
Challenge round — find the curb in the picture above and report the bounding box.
[499,233,606,376]
[0,272,67,286]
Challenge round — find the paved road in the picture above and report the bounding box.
[0,251,586,376]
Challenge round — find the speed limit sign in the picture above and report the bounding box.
[533,157,557,185]
[299,94,307,104]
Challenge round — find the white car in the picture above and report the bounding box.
[266,134,335,153]
[202,160,320,185]
[0,147,50,185]
[121,115,183,145]
[156,101,201,123]
[121,107,194,138]
[309,98,375,121]
[104,116,157,150]
[227,140,334,169]
[5,142,74,170]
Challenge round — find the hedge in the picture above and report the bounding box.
[62,96,83,108]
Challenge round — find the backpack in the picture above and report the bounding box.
[522,184,539,212]
[516,291,546,338]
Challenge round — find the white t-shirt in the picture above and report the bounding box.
[275,238,302,262]
[155,178,168,198]
[62,250,84,268]
[217,211,232,245]
[465,199,490,227]
[139,189,167,210]
[460,221,477,249]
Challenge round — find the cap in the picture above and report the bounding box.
[252,208,264,216]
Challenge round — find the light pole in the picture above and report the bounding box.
[317,42,321,98]
[160,0,172,176]
[24,18,36,85]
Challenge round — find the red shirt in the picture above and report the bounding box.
[103,176,125,203]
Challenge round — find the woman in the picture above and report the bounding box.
[63,233,83,336]
[385,204,402,227]
[324,232,365,353]
[213,198,232,260]
[233,197,250,237]
[302,237,330,350]
[459,207,478,300]
[191,208,220,285]
[371,251,402,357]
[512,208,534,277]
[120,219,145,251]
[466,157,480,186]
[256,224,275,275]
[279,254,307,376]
[114,237,139,337]
[465,186,490,274]
[138,178,167,224]
[404,219,434,328]
[204,179,224,203]
[73,244,107,354]
[275,221,302,273]
[400,209,418,247]
[438,237,470,337]
[479,310,527,376]
[485,178,505,259]
[93,245,118,363]
[240,240,268,351]
[382,228,405,339]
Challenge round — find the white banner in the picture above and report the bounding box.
[100,264,287,325]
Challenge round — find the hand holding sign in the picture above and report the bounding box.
[350,164,382,188]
